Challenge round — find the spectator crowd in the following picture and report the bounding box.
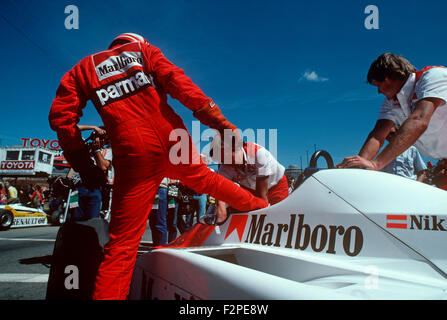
[0,181,48,208]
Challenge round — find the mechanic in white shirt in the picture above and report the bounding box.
[338,53,447,170]
[202,134,288,225]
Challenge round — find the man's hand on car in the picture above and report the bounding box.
[336,155,379,170]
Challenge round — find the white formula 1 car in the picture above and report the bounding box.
[129,151,447,300]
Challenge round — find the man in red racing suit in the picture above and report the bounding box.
[48,33,268,300]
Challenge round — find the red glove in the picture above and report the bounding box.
[193,100,238,135]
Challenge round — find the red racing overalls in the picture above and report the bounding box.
[49,38,268,300]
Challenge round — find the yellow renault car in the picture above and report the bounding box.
[0,203,49,231]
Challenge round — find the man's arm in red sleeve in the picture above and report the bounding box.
[48,67,103,188]
[144,44,237,134]
[48,68,87,152]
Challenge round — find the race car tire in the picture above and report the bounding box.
[57,212,66,225]
[0,209,14,231]
[50,208,65,226]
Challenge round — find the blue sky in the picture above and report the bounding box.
[1,0,446,168]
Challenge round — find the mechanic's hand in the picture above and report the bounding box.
[92,133,109,151]
[336,155,378,170]
[92,136,109,151]
[93,126,107,136]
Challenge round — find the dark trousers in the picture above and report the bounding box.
[73,185,102,221]
[149,187,168,246]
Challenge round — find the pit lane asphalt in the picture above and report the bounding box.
[0,224,153,300]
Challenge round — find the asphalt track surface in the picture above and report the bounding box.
[0,223,153,300]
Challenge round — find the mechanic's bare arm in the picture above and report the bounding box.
[215,199,228,223]
[337,98,443,170]
[93,150,111,172]
[358,119,395,160]
[255,176,269,202]
[373,98,443,170]
[336,119,393,168]
[77,125,106,135]
[91,138,111,172]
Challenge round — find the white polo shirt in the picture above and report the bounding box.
[378,66,447,159]
[217,142,285,191]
